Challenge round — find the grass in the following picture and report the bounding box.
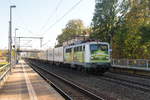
[0,62,8,67]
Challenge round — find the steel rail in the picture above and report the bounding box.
[104,74,150,88]
[109,71,150,79]
[27,62,73,100]
[101,75,150,92]
[27,61,105,100]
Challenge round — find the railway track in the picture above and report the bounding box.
[27,61,108,100]
[101,74,150,92]
[27,62,73,100]
[109,71,150,80]
[26,59,150,100]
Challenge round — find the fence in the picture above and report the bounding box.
[0,64,11,88]
[112,59,150,70]
[0,64,10,78]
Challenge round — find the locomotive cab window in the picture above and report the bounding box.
[90,44,108,53]
[100,44,108,51]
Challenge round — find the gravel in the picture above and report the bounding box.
[28,60,150,100]
[104,72,150,87]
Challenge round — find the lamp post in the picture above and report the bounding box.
[9,5,16,69]
[15,28,18,64]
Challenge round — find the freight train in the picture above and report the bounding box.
[27,41,111,73]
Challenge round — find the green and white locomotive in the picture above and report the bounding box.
[64,41,111,72]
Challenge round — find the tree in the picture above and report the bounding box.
[91,0,129,43]
[91,0,129,58]
[57,19,85,45]
[92,0,150,59]
[112,24,129,58]
[123,0,150,59]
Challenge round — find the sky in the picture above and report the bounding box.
[0,0,95,49]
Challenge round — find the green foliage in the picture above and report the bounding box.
[112,24,128,58]
[57,19,86,45]
[91,0,129,43]
[139,25,150,58]
[121,0,150,59]
[140,25,150,43]
[92,0,150,59]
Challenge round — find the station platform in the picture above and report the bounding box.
[0,60,64,100]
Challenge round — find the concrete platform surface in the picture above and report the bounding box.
[0,60,65,100]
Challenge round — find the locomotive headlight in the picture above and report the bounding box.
[90,56,94,59]
[106,56,109,59]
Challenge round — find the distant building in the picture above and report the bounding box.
[95,0,103,4]
[63,35,89,46]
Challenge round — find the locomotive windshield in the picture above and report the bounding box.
[90,44,108,53]
[90,44,109,62]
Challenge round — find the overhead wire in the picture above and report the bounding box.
[9,0,11,4]
[41,0,84,36]
[15,11,36,35]
[39,0,63,33]
[41,0,84,47]
[21,40,32,47]
[16,26,35,35]
[42,40,51,47]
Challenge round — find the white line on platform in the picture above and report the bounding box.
[22,63,38,100]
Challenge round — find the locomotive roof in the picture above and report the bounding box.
[64,41,109,48]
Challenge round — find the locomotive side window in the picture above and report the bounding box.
[66,48,72,53]
[66,49,68,53]
[74,47,77,52]
[79,46,82,51]
[83,45,85,51]
[74,46,83,52]
[69,48,72,52]
[77,47,79,51]
[74,47,76,52]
